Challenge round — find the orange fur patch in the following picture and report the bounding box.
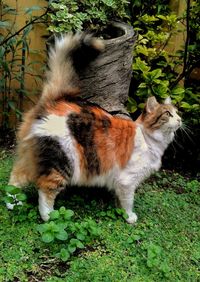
[47,101,81,116]
[75,142,86,174]
[92,108,136,172]
[37,169,66,191]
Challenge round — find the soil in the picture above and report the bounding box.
[0,128,16,150]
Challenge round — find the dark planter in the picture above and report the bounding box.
[79,22,136,117]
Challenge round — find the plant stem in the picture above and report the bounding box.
[19,34,26,119]
[170,0,190,89]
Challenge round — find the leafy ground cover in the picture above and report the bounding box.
[0,150,199,282]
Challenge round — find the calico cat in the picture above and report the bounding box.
[7,34,182,224]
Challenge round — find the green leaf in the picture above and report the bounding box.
[180,102,191,110]
[89,226,100,236]
[150,69,163,80]
[138,82,147,89]
[55,230,68,241]
[157,15,167,21]
[63,209,74,220]
[171,87,185,102]
[3,196,14,204]
[115,208,127,217]
[159,262,171,274]
[16,193,27,202]
[135,45,149,56]
[68,245,76,254]
[8,101,17,111]
[49,210,60,220]
[59,206,66,214]
[36,223,49,234]
[24,6,42,14]
[70,238,78,246]
[58,248,70,262]
[41,232,54,243]
[0,46,5,57]
[76,233,86,241]
[48,221,59,233]
[23,25,33,38]
[0,21,11,28]
[152,82,169,98]
[127,97,137,113]
[132,235,141,241]
[2,6,17,15]
[76,240,84,249]
[4,185,21,195]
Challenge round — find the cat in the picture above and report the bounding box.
[7,33,182,224]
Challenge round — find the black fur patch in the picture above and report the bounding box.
[68,107,104,176]
[36,136,72,179]
[101,116,111,132]
[72,39,102,73]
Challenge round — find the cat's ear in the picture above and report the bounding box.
[164,96,172,105]
[146,96,159,113]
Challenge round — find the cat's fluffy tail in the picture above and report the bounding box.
[41,33,104,103]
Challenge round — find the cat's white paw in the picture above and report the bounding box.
[6,194,23,210]
[126,212,138,224]
[40,213,50,222]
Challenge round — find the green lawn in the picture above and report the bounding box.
[0,150,199,282]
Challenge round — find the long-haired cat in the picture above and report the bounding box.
[7,34,182,223]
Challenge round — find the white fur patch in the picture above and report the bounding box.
[38,190,53,221]
[59,118,81,183]
[30,114,67,138]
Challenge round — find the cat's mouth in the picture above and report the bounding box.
[173,121,182,131]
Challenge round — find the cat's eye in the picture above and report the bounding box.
[165,111,173,117]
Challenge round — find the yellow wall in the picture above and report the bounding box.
[168,0,186,54]
[1,0,48,126]
[4,0,48,101]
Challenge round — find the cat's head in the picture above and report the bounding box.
[137,96,182,134]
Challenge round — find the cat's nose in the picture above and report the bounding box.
[177,117,182,125]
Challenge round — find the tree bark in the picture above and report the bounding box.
[79,22,136,118]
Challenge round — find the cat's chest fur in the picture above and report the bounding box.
[132,126,162,172]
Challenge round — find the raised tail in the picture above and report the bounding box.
[41,33,104,103]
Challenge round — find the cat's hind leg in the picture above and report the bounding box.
[115,184,138,224]
[37,169,67,221]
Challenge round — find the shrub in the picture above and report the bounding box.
[128,0,200,124]
[47,0,130,33]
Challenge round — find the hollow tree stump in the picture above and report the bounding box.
[79,22,136,118]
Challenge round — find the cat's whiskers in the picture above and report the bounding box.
[172,130,183,150]
[179,122,194,144]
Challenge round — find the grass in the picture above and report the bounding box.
[0,150,199,282]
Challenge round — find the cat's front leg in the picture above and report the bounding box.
[37,171,67,221]
[115,184,137,224]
